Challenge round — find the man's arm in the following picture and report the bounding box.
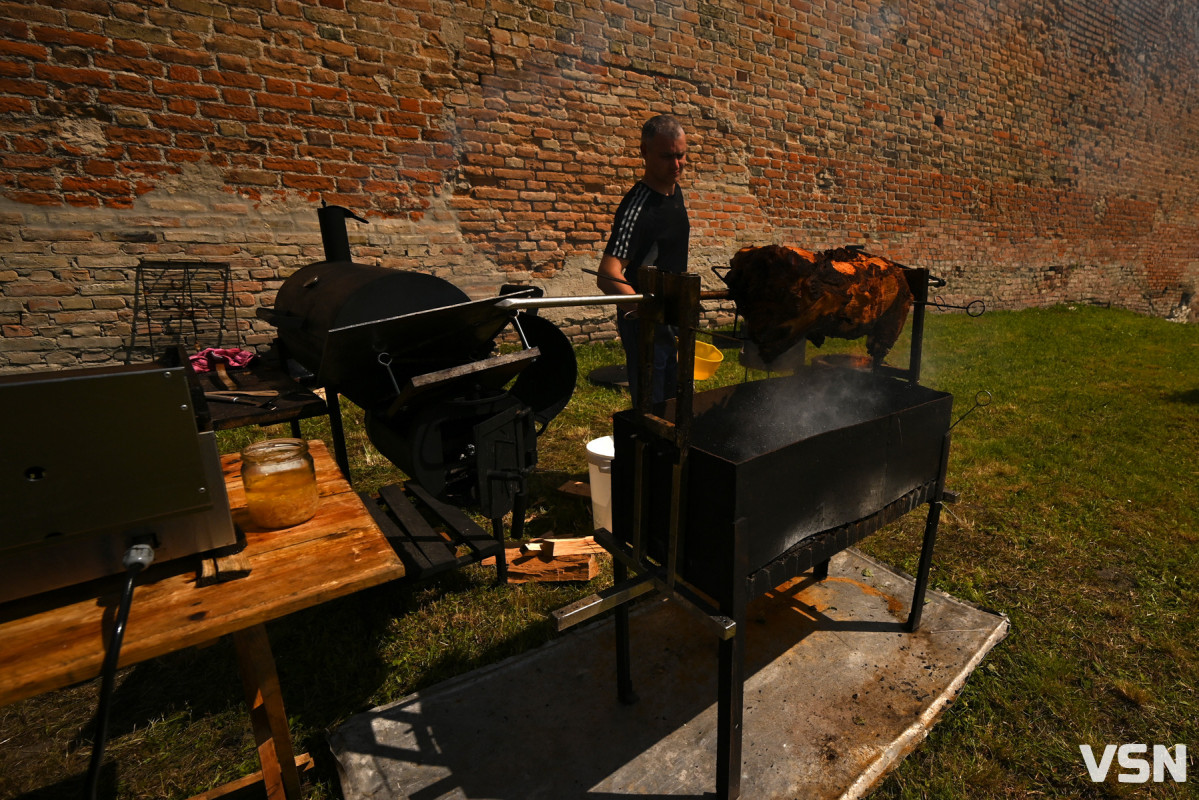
[596,253,634,295]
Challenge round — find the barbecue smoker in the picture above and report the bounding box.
[258,204,580,577]
[552,265,980,800]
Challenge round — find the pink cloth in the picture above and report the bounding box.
[190,347,256,373]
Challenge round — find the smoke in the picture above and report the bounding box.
[690,368,899,463]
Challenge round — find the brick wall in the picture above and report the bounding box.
[1,0,1196,372]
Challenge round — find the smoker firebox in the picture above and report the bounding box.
[611,368,953,607]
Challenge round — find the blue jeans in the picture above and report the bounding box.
[617,310,678,406]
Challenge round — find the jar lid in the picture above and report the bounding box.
[241,437,309,462]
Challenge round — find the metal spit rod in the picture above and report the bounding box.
[495,294,646,311]
[495,289,728,312]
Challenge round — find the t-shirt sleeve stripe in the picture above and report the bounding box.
[608,183,650,260]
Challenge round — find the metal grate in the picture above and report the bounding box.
[126,260,235,362]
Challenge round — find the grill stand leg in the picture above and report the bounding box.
[326,388,351,480]
[717,517,749,800]
[907,432,951,633]
[813,557,830,581]
[613,560,637,704]
[905,499,942,633]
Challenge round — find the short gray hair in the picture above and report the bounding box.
[641,114,684,146]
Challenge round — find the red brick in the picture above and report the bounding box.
[33,64,111,87]
[32,26,109,50]
[113,38,150,58]
[282,173,336,191]
[255,92,312,111]
[149,44,214,67]
[0,40,49,61]
[0,96,32,113]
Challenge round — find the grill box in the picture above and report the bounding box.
[611,367,953,605]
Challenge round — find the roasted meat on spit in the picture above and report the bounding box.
[723,244,914,367]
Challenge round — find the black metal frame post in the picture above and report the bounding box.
[716,516,750,799]
[906,429,952,632]
[613,559,637,704]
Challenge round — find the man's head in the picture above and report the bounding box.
[640,114,687,194]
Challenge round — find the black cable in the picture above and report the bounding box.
[82,543,154,800]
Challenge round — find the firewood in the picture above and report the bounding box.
[482,545,598,584]
[557,479,591,498]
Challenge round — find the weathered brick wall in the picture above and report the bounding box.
[1,0,1197,372]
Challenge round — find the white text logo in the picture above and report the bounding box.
[1080,744,1187,783]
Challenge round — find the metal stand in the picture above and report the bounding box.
[552,267,953,800]
[127,260,234,363]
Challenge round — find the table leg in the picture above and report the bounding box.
[232,625,302,800]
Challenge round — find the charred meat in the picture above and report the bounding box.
[724,245,913,366]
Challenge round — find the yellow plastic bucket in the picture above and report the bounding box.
[693,340,724,380]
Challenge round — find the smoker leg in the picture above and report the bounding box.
[509,490,527,541]
[716,624,745,800]
[326,389,351,481]
[613,560,637,704]
[906,499,943,632]
[491,517,508,585]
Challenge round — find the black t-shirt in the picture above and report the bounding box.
[603,181,690,290]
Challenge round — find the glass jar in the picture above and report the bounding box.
[240,438,319,529]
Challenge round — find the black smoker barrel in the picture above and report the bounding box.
[269,261,475,407]
[257,203,577,524]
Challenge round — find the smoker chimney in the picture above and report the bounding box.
[317,201,368,263]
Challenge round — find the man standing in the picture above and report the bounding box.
[596,114,690,405]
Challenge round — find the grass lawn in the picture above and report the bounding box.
[1,304,1197,799]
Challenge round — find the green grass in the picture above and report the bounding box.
[2,305,1197,799]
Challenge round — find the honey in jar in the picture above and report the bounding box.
[240,438,319,529]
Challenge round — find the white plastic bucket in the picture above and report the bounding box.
[585,435,615,532]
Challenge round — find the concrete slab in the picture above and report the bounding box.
[330,549,1009,800]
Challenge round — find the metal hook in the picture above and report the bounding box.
[377,352,401,395]
[949,390,992,431]
[930,295,986,317]
[510,313,530,348]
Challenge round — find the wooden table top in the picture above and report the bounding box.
[0,440,405,708]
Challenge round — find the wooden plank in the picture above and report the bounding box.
[187,755,313,800]
[233,624,301,799]
[403,481,499,555]
[377,484,458,572]
[522,536,606,558]
[358,491,436,576]
[482,547,597,584]
[0,524,403,707]
[557,480,591,499]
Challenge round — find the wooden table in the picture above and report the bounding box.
[0,440,405,798]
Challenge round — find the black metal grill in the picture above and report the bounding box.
[257,204,579,579]
[554,265,957,800]
[611,367,953,608]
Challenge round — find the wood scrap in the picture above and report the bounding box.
[520,536,607,558]
[557,480,591,499]
[483,536,605,584]
[196,549,252,586]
